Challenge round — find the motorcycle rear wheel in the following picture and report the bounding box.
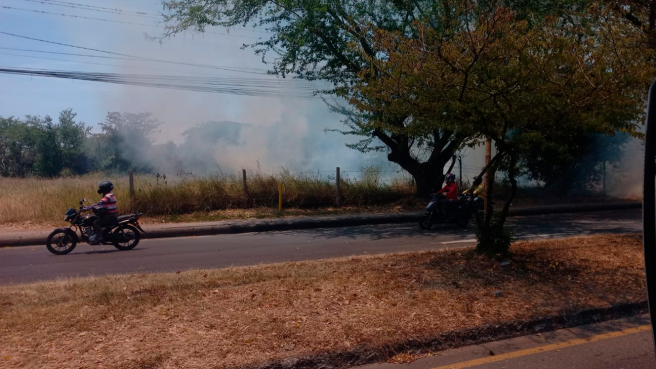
[46,229,78,255]
[456,214,470,228]
[419,214,434,230]
[112,224,140,251]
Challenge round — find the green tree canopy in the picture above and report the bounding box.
[344,2,652,253]
[161,0,592,194]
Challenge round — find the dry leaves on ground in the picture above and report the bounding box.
[0,234,645,369]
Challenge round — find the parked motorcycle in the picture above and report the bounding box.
[419,192,483,230]
[46,198,144,255]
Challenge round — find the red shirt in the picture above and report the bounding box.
[437,182,458,200]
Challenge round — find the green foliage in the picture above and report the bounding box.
[0,110,163,178]
[345,1,652,253]
[57,109,91,174]
[0,111,91,178]
[33,117,63,177]
[0,117,38,177]
[164,0,576,194]
[523,132,631,193]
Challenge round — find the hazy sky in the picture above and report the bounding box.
[0,0,489,178]
[0,0,308,131]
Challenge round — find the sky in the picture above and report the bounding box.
[0,0,489,179]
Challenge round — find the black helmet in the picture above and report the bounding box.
[97,180,114,194]
[445,172,456,184]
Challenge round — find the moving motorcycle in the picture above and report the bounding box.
[46,198,144,255]
[419,192,483,230]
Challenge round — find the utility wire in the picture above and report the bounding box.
[0,67,324,99]
[7,0,273,36]
[0,32,305,79]
[9,0,162,19]
[0,5,261,38]
[0,51,270,77]
[0,46,267,72]
[0,32,329,89]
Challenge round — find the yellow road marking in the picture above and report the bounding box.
[431,324,652,369]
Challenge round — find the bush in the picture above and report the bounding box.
[475,212,514,257]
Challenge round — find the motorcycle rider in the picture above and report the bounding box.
[83,181,117,244]
[436,173,458,220]
[463,181,485,199]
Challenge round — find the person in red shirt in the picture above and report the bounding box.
[436,173,458,219]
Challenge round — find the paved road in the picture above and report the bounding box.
[359,315,655,369]
[0,209,641,285]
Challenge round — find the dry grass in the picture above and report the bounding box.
[0,234,645,369]
[0,173,415,225]
[151,202,422,224]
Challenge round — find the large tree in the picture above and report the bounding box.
[161,0,583,194]
[0,117,38,177]
[57,109,91,175]
[0,111,90,178]
[92,112,162,173]
[345,2,651,254]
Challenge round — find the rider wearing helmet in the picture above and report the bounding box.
[436,173,458,220]
[83,181,117,244]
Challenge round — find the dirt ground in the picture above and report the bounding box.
[0,234,645,369]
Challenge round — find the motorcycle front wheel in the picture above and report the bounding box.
[46,229,78,255]
[112,224,140,251]
[419,214,434,230]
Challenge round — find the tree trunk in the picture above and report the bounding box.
[479,164,497,247]
[384,141,457,197]
[414,171,445,197]
[499,152,518,226]
[475,150,517,257]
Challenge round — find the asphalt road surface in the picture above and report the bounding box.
[0,209,642,285]
[359,315,655,369]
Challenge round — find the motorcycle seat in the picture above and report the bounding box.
[117,215,133,222]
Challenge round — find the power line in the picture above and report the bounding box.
[0,51,270,77]
[9,0,161,19]
[0,67,324,99]
[0,5,261,39]
[0,32,286,77]
[0,32,330,89]
[7,0,273,36]
[1,5,165,28]
[0,66,320,89]
[9,0,272,33]
[0,46,270,74]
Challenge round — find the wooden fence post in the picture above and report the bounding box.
[242,169,249,197]
[129,171,135,198]
[278,182,283,212]
[336,167,341,206]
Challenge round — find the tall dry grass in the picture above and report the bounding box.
[0,172,415,224]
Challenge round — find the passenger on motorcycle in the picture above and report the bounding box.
[82,181,117,244]
[463,182,485,199]
[436,173,458,220]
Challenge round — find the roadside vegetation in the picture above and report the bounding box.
[0,234,645,369]
[0,172,626,228]
[0,172,415,225]
[161,0,653,256]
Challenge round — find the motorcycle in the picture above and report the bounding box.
[46,198,145,255]
[419,192,484,230]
